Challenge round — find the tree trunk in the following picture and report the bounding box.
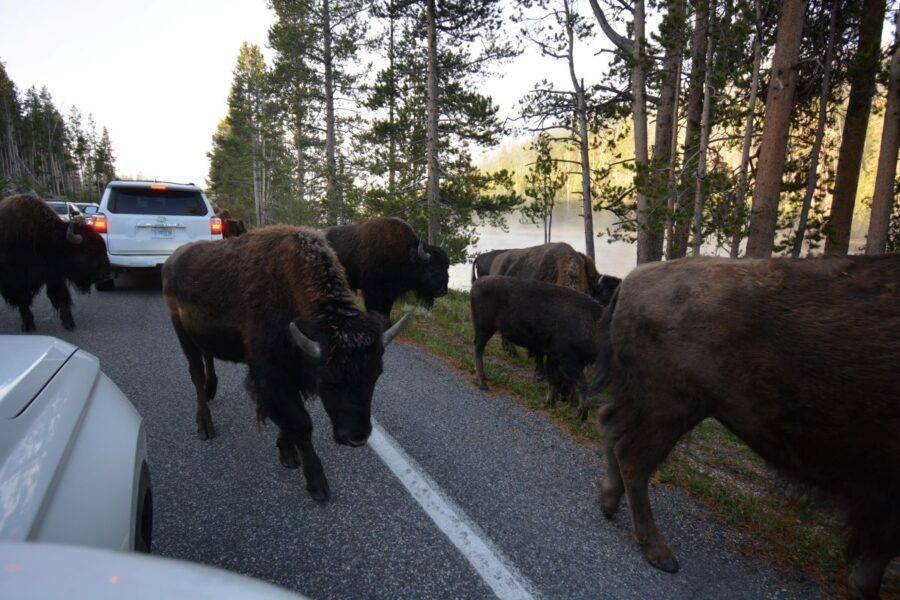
[690,0,718,256]
[577,85,595,260]
[294,122,307,210]
[730,0,762,258]
[745,0,808,258]
[631,0,653,264]
[792,0,838,258]
[425,0,441,244]
[388,1,397,197]
[671,0,709,258]
[323,0,339,225]
[866,9,900,255]
[824,0,886,255]
[664,49,683,259]
[654,0,686,262]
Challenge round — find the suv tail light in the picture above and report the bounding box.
[92,213,108,233]
[210,217,223,235]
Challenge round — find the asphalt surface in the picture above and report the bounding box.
[0,272,822,599]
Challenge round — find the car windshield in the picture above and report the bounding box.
[107,187,208,216]
[47,202,69,215]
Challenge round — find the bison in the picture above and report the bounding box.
[325,217,449,318]
[488,242,621,373]
[593,255,900,599]
[0,194,110,331]
[162,226,409,501]
[471,275,608,417]
[471,249,510,284]
[213,205,247,238]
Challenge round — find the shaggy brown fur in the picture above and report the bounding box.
[488,242,620,371]
[471,275,606,415]
[326,217,449,317]
[0,194,110,331]
[594,255,900,599]
[162,226,399,501]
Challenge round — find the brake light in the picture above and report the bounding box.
[92,213,108,233]
[150,183,167,190]
[210,217,223,235]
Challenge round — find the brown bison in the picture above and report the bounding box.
[471,275,607,416]
[471,249,510,284]
[162,226,409,501]
[213,205,247,238]
[0,194,110,331]
[489,242,621,371]
[593,255,899,599]
[326,217,450,318]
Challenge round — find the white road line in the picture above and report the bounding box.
[368,420,539,600]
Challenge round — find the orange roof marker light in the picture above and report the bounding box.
[149,183,167,190]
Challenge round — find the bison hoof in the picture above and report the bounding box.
[205,378,218,402]
[535,372,545,382]
[21,321,36,333]
[599,480,622,518]
[475,379,489,391]
[61,319,76,331]
[308,481,331,502]
[197,418,217,440]
[647,554,680,574]
[279,450,301,470]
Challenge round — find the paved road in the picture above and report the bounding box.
[1,274,821,599]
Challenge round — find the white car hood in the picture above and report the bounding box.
[0,336,99,541]
[0,336,76,419]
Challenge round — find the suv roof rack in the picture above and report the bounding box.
[109,179,196,187]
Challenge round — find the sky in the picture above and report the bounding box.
[0,0,612,188]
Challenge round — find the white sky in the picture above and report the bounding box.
[0,0,613,188]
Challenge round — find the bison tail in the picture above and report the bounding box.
[586,286,619,393]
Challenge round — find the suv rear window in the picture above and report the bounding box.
[107,187,208,216]
[47,202,69,216]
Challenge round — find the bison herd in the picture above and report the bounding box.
[2,192,898,598]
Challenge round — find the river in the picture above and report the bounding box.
[448,202,638,291]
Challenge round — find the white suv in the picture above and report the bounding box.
[92,181,223,289]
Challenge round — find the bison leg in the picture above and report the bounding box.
[500,336,519,358]
[615,419,694,574]
[848,548,891,599]
[473,329,494,391]
[533,351,546,381]
[172,317,216,440]
[599,437,625,518]
[46,276,75,330]
[203,353,218,401]
[18,305,36,332]
[266,398,329,502]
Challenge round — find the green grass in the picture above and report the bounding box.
[396,291,900,599]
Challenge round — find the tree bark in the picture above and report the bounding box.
[824,0,887,255]
[690,0,717,256]
[664,49,683,259]
[866,9,900,255]
[671,0,709,258]
[745,0,808,258]
[565,0,595,260]
[631,0,653,264]
[388,2,397,197]
[653,0,686,262]
[425,0,441,244]
[791,0,838,258]
[730,0,762,258]
[323,0,339,225]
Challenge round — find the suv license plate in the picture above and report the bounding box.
[153,227,173,238]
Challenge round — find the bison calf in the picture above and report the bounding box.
[0,194,110,331]
[471,275,606,415]
[594,255,899,599]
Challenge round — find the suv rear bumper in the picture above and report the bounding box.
[108,254,172,269]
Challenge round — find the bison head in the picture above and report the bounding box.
[289,312,410,447]
[59,218,111,292]
[590,274,621,306]
[407,241,450,307]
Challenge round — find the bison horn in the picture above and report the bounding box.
[289,322,322,361]
[66,220,83,245]
[417,240,431,262]
[382,313,411,347]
